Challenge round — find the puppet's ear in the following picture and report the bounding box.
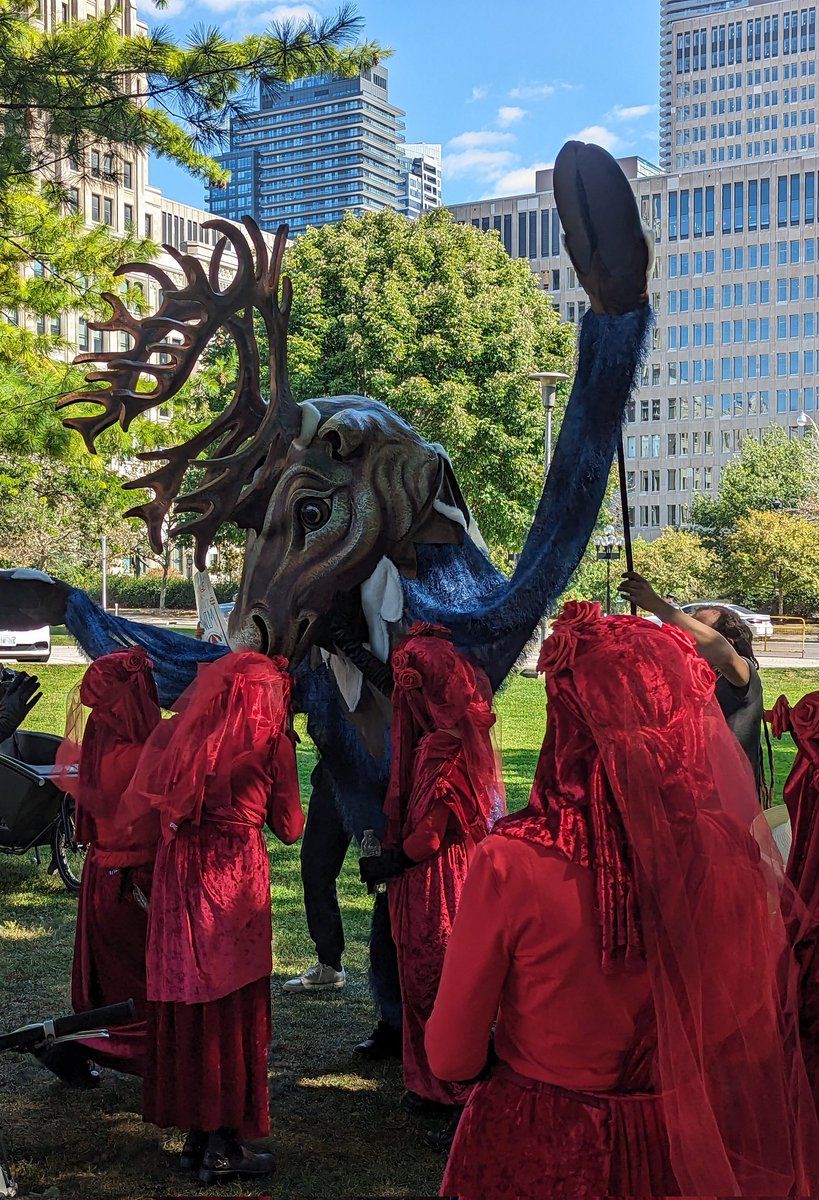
[0,570,71,629]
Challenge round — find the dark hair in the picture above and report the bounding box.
[698,607,758,668]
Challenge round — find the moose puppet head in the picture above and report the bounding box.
[58,219,478,663]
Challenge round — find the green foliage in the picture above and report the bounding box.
[0,0,385,190]
[632,528,718,602]
[279,207,575,551]
[78,570,235,609]
[723,509,819,616]
[692,425,819,537]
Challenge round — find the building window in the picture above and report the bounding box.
[123,160,133,189]
[91,150,100,178]
[104,197,113,226]
[67,187,79,213]
[78,318,89,351]
[778,175,788,225]
[91,193,100,221]
[145,214,152,238]
[124,203,133,227]
[722,183,732,232]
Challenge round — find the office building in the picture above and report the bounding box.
[399,142,443,218]
[207,69,406,237]
[453,0,819,539]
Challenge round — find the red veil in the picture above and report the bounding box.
[384,623,503,850]
[124,650,292,839]
[494,602,819,1196]
[56,647,162,842]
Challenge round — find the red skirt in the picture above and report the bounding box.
[143,976,272,1139]
[71,853,152,1076]
[389,840,474,1106]
[442,1062,677,1200]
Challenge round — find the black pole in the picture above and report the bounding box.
[605,557,612,616]
[616,433,636,616]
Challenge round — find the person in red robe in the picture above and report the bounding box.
[360,623,504,1133]
[38,647,162,1086]
[426,602,819,1200]
[125,650,304,1186]
[770,690,819,1108]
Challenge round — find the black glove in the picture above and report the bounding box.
[359,848,412,892]
[0,671,42,742]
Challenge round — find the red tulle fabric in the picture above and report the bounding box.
[493,603,819,1197]
[384,624,503,850]
[56,647,162,849]
[144,977,272,1139]
[770,690,819,1110]
[385,626,504,1106]
[126,651,302,1006]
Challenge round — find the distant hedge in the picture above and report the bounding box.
[78,572,237,611]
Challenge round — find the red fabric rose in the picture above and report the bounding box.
[124,646,152,674]
[396,667,423,691]
[538,601,603,674]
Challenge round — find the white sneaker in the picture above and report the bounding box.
[282,963,346,992]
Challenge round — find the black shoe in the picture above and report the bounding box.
[423,1108,463,1153]
[198,1140,276,1186]
[352,1020,402,1060]
[33,1042,101,1089]
[400,1090,452,1117]
[179,1129,207,1171]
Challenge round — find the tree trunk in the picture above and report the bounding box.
[778,584,784,616]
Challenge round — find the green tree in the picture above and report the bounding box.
[273,207,575,551]
[723,509,819,615]
[691,424,819,538]
[632,528,718,602]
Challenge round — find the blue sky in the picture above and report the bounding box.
[145,0,662,210]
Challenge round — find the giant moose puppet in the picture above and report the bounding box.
[0,142,652,1030]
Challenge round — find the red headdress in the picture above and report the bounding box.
[495,601,819,1196]
[124,650,291,839]
[56,647,162,842]
[384,623,503,850]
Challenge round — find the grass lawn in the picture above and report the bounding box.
[1,666,817,1199]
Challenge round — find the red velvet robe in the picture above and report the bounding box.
[388,732,489,1106]
[143,733,304,1138]
[72,739,160,1076]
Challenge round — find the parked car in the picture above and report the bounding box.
[680,602,774,640]
[0,625,51,663]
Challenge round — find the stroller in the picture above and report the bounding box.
[0,729,83,892]
[0,999,134,1197]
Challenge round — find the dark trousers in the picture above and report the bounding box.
[300,765,350,972]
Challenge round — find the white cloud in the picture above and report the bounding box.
[442,148,518,181]
[216,0,317,22]
[508,80,579,101]
[608,103,656,122]
[487,161,552,197]
[447,129,515,150]
[568,124,624,154]
[497,105,526,127]
[467,85,489,103]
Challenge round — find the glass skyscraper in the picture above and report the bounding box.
[207,68,406,237]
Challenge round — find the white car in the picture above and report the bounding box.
[680,602,774,640]
[0,625,51,663]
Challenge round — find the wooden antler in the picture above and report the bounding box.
[58,218,302,563]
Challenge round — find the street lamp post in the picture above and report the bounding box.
[594,524,625,615]
[529,371,570,479]
[798,410,819,435]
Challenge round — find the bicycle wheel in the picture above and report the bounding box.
[50,797,85,894]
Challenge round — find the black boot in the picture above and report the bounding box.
[423,1107,463,1153]
[400,1090,453,1117]
[179,1129,207,1171]
[198,1129,276,1186]
[33,1041,101,1089]
[352,1020,402,1060]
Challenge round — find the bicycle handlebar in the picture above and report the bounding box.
[0,1000,135,1052]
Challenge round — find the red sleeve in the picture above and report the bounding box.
[425,839,512,1081]
[266,734,305,845]
[403,797,451,861]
